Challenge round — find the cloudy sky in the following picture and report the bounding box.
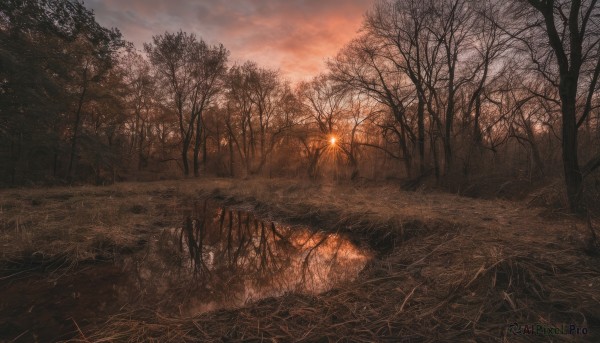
[84,0,373,83]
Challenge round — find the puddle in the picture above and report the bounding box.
[0,201,370,342]
[123,202,370,315]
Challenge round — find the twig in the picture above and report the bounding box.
[9,330,29,343]
[71,318,89,342]
[397,284,420,313]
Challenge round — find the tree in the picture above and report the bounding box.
[65,33,125,181]
[224,62,291,175]
[121,51,156,171]
[364,0,433,176]
[190,43,228,176]
[518,0,600,211]
[298,75,359,179]
[0,0,125,184]
[145,31,228,176]
[330,35,416,177]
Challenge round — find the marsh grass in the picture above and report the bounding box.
[2,178,600,342]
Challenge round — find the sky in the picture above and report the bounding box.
[84,0,373,83]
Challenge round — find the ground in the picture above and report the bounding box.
[1,178,599,342]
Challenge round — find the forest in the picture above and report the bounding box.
[1,0,600,341]
[2,0,599,212]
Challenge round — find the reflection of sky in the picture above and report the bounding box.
[127,206,370,316]
[85,0,373,83]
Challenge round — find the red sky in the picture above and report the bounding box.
[85,0,373,83]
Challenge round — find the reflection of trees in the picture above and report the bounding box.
[177,202,297,289]
[125,200,366,314]
[173,201,356,295]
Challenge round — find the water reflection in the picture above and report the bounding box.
[123,201,369,315]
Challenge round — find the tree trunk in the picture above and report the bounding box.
[228,132,234,177]
[202,125,208,166]
[193,113,202,177]
[473,95,483,144]
[68,78,87,182]
[527,0,589,213]
[444,95,455,176]
[399,127,411,178]
[561,79,583,212]
[138,121,145,171]
[182,139,190,176]
[432,136,440,182]
[417,96,426,175]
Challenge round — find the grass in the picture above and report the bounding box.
[1,177,599,342]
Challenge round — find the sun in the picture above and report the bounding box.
[329,136,337,145]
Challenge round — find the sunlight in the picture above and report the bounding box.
[329,136,337,146]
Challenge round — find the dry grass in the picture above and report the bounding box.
[2,177,600,342]
[0,180,230,278]
[84,205,600,342]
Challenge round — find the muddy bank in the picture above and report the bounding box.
[89,221,600,342]
[2,178,600,342]
[0,198,370,342]
[1,265,126,342]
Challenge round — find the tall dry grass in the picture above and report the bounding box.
[1,177,599,342]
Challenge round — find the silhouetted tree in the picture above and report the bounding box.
[0,0,124,184]
[145,31,228,176]
[516,0,600,211]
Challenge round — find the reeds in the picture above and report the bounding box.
[2,178,599,342]
[86,219,600,342]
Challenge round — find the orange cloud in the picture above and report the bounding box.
[86,0,371,83]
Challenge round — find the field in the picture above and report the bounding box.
[1,178,599,342]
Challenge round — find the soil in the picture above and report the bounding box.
[1,178,599,342]
[1,265,126,342]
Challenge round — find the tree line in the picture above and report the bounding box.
[1,0,599,211]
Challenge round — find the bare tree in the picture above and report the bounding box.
[122,51,156,171]
[145,31,227,176]
[191,44,228,176]
[516,0,600,211]
[365,0,433,176]
[330,35,415,177]
[224,62,291,175]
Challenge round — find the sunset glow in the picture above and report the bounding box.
[85,0,370,82]
[3,0,599,341]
